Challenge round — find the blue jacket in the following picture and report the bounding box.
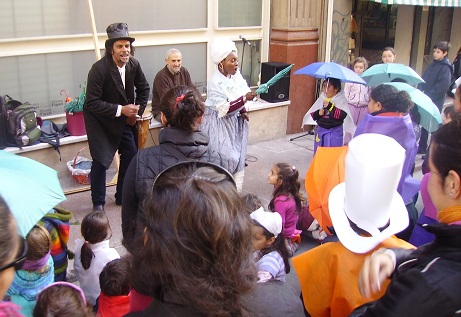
[418,57,453,110]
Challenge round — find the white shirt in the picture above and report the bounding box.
[73,238,120,305]
[118,65,126,88]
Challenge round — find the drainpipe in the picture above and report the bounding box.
[325,0,334,62]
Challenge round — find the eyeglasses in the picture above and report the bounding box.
[0,237,28,272]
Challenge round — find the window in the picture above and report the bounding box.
[218,0,262,27]
[0,0,266,117]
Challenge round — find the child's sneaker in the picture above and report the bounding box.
[311,228,327,241]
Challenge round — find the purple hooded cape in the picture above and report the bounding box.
[354,113,420,204]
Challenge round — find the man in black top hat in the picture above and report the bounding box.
[84,22,150,211]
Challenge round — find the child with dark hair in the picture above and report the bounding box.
[417,40,453,154]
[96,258,131,317]
[355,84,420,241]
[34,282,93,317]
[381,47,396,63]
[74,211,119,306]
[303,78,355,153]
[442,104,456,124]
[268,163,306,256]
[250,208,290,283]
[7,224,54,317]
[241,193,263,214]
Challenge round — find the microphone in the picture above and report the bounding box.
[239,35,252,47]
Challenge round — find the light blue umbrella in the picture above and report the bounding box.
[362,63,425,87]
[0,151,66,237]
[294,62,367,85]
[384,82,442,133]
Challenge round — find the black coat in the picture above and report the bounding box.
[121,127,238,251]
[353,223,461,317]
[83,55,150,168]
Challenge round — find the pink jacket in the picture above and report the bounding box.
[344,82,370,108]
[272,195,301,238]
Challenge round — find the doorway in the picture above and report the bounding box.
[351,0,398,66]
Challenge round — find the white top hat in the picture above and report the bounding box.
[329,133,409,253]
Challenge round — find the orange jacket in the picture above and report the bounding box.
[292,236,414,317]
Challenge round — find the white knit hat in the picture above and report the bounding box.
[210,38,237,65]
[250,207,283,238]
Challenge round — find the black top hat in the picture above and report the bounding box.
[105,23,135,46]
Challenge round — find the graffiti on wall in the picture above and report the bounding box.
[331,8,351,66]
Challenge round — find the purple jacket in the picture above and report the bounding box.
[354,113,420,204]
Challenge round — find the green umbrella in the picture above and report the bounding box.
[362,63,424,87]
[256,64,294,94]
[64,83,86,113]
[384,82,442,133]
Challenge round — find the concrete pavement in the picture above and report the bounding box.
[60,132,424,294]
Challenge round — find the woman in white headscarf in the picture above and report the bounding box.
[201,38,256,191]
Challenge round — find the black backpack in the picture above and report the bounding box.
[39,120,70,161]
[1,95,41,148]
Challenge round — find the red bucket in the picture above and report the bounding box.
[66,111,86,136]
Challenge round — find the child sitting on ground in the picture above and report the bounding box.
[38,206,73,282]
[267,163,305,256]
[241,193,263,215]
[96,257,131,317]
[74,211,120,306]
[7,224,54,317]
[34,282,93,317]
[250,207,290,283]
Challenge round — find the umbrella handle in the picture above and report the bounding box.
[79,82,86,92]
[60,89,70,99]
[60,89,72,103]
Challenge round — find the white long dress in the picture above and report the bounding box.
[201,69,250,191]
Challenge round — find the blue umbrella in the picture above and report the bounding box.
[294,62,367,85]
[384,82,442,133]
[0,151,66,237]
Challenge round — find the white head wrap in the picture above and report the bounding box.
[210,38,237,65]
[250,207,283,238]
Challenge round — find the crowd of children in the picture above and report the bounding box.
[1,39,461,316]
